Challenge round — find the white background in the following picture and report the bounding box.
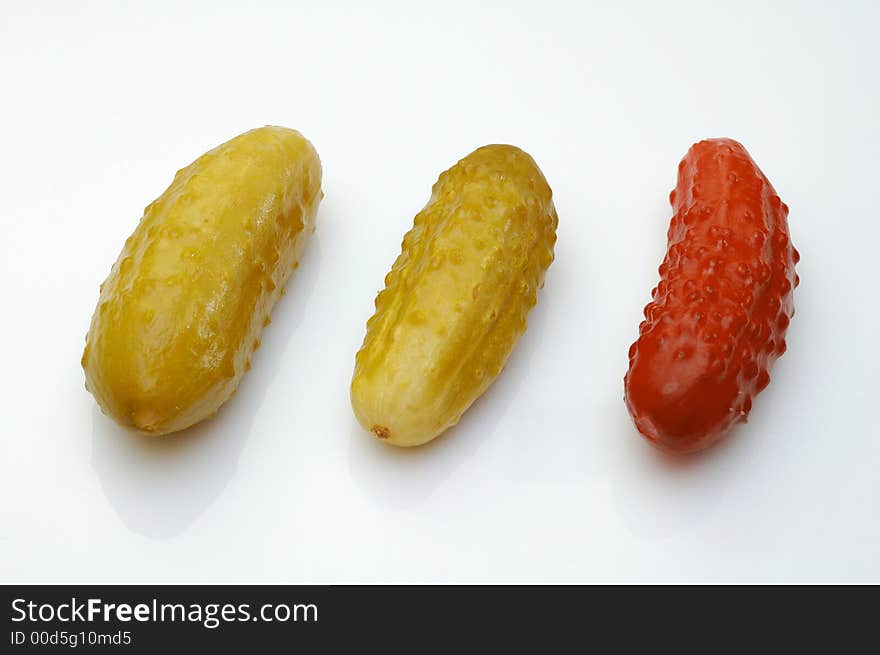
[1,0,878,583]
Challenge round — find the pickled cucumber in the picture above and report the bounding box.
[82,126,322,435]
[351,145,557,446]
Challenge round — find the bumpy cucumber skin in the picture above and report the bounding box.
[624,138,798,453]
[351,145,558,446]
[82,126,322,435]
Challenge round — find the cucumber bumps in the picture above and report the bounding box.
[82,126,322,435]
[351,145,558,446]
[625,138,798,453]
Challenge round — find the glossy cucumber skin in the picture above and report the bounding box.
[624,138,798,453]
[351,145,557,446]
[82,126,322,435]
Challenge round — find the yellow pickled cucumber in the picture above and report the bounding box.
[351,145,558,446]
[82,126,322,435]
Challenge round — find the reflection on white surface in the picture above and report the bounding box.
[90,238,323,539]
[610,416,742,539]
[90,408,248,539]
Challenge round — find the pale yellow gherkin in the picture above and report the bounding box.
[83,126,322,435]
[351,145,558,446]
